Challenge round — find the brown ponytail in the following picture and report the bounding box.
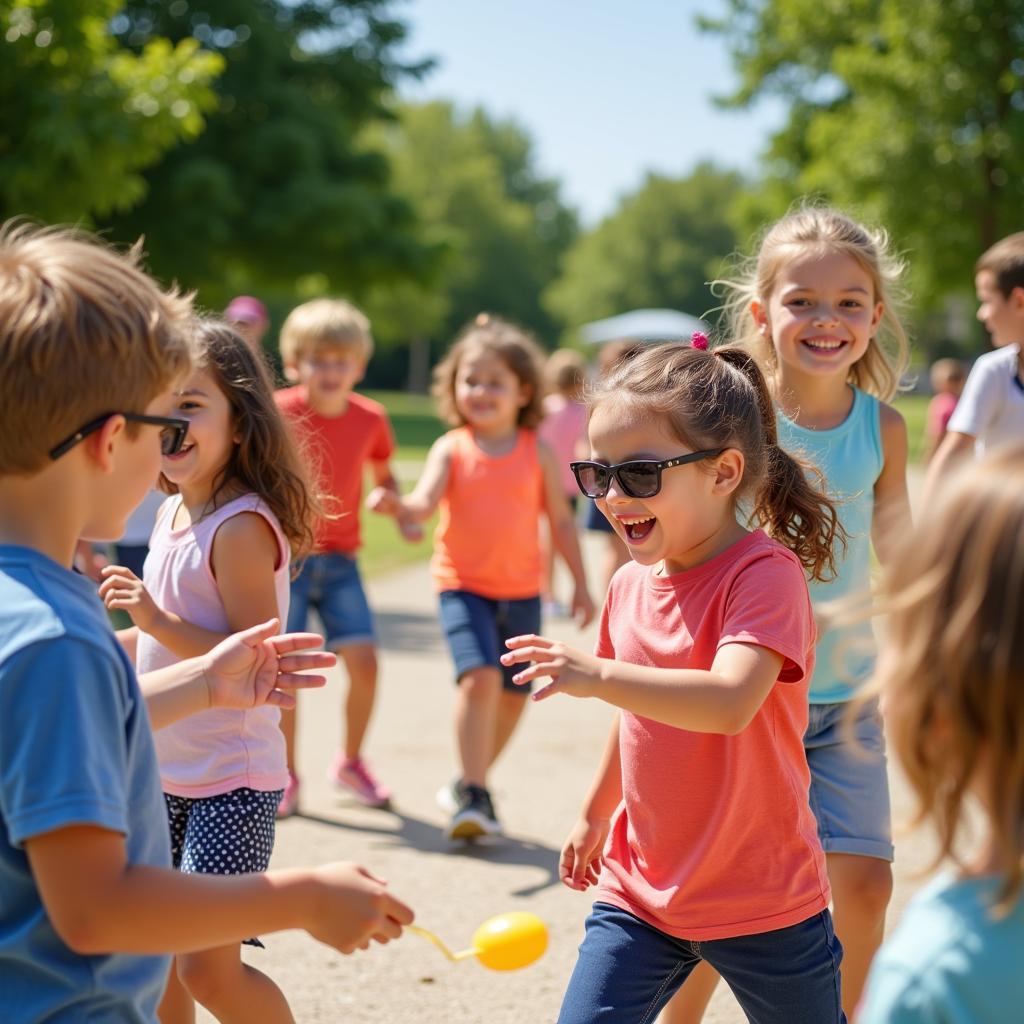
[593,342,845,581]
[713,348,845,581]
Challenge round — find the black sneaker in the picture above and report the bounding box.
[435,778,466,815]
[446,783,501,840]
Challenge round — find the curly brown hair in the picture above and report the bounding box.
[431,314,546,429]
[160,319,320,561]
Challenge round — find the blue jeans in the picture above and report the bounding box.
[558,903,845,1024]
[287,552,375,649]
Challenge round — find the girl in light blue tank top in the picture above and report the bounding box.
[662,207,914,1024]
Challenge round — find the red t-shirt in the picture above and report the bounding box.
[594,530,830,941]
[276,386,396,554]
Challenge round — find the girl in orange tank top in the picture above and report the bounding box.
[367,314,594,840]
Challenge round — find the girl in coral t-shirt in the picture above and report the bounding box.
[368,314,595,842]
[502,339,848,1023]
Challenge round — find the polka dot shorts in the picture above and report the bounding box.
[164,787,282,947]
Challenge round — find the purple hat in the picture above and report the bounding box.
[225,295,268,324]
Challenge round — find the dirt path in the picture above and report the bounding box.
[196,472,933,1023]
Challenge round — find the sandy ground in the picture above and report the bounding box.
[193,473,936,1024]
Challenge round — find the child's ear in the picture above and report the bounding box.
[1009,286,1024,315]
[712,448,745,497]
[750,300,770,336]
[518,382,533,408]
[88,415,127,474]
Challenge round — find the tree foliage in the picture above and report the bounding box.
[701,0,1024,312]
[102,1,439,306]
[0,0,222,222]
[544,164,744,338]
[363,100,578,363]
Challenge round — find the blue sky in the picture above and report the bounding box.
[399,0,787,225]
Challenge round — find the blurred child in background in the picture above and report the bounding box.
[275,298,416,816]
[923,358,965,462]
[225,295,270,355]
[859,445,1024,1021]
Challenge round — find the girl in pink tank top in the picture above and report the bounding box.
[99,320,318,1023]
[368,314,595,841]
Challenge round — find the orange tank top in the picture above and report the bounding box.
[431,427,544,599]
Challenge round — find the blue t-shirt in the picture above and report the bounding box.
[0,546,171,1022]
[777,387,883,703]
[860,873,1024,1022]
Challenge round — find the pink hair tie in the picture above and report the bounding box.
[690,331,709,350]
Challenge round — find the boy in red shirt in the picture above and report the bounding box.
[275,299,416,816]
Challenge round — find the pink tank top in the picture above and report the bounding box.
[137,493,291,797]
[431,427,544,599]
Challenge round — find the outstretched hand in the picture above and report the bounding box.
[560,816,611,891]
[203,619,335,711]
[500,634,603,701]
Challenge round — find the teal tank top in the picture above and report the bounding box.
[776,387,883,703]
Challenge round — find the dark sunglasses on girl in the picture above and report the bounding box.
[49,413,190,460]
[570,449,725,499]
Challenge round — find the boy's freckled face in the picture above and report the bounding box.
[296,346,366,407]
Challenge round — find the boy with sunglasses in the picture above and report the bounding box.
[0,223,413,1022]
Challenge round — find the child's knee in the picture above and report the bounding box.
[458,665,502,697]
[176,951,236,1005]
[832,856,893,918]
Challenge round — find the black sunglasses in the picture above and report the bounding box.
[570,449,725,499]
[49,413,190,461]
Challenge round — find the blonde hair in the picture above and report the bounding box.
[432,314,546,429]
[867,445,1024,913]
[718,204,910,402]
[160,320,320,561]
[929,357,966,393]
[0,221,193,475]
[544,348,586,399]
[279,297,373,367]
[592,343,845,581]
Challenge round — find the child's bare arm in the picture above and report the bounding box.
[367,435,452,524]
[114,627,139,663]
[921,429,976,504]
[539,442,595,627]
[502,636,784,735]
[872,403,913,568]
[368,458,422,541]
[100,512,280,660]
[26,825,413,956]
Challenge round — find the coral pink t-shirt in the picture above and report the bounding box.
[276,386,396,554]
[594,530,830,941]
[538,394,587,497]
[137,494,291,798]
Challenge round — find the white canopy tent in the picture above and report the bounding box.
[579,308,710,345]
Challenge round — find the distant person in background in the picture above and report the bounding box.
[584,339,641,598]
[924,232,1024,500]
[225,295,270,353]
[923,358,966,462]
[539,349,588,616]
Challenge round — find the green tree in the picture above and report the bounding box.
[701,0,1024,312]
[361,100,578,384]
[0,0,222,222]
[104,1,439,307]
[544,164,743,337]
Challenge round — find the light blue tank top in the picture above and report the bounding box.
[776,387,883,703]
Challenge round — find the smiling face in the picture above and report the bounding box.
[975,270,1024,349]
[453,346,530,437]
[161,368,237,503]
[753,248,883,383]
[295,342,367,413]
[587,399,744,575]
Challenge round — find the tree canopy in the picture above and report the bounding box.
[544,164,743,339]
[702,0,1024,313]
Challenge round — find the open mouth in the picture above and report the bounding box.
[619,515,656,542]
[164,442,194,462]
[801,338,847,353]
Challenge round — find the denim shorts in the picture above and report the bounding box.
[804,699,893,861]
[558,903,845,1023]
[287,552,375,649]
[438,589,541,693]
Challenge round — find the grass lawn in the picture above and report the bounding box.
[358,389,935,579]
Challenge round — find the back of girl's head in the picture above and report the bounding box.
[432,313,546,428]
[720,203,910,401]
[164,318,318,559]
[544,348,586,399]
[874,445,1024,911]
[592,341,843,580]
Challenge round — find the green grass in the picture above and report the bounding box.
[893,393,929,464]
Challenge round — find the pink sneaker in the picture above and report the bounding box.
[330,755,392,808]
[276,772,300,819]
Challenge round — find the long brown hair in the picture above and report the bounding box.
[592,342,844,581]
[866,446,1024,913]
[161,319,319,561]
[432,313,546,429]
